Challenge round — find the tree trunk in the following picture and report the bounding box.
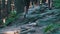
[7,0,11,14]
[14,0,24,13]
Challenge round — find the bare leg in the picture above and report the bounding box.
[24,0,30,18]
[24,6,27,18]
[29,2,32,8]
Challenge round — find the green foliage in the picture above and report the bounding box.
[44,23,60,34]
[4,17,14,25]
[53,0,60,8]
[3,11,25,26]
[44,24,53,32]
[0,20,3,25]
[9,10,17,17]
[3,10,17,26]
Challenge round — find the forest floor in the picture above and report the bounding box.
[0,5,46,34]
[0,15,45,34]
[0,4,60,34]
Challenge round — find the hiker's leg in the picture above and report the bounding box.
[29,0,34,8]
[37,0,40,5]
[24,6,27,18]
[24,0,30,18]
[34,0,39,7]
[46,0,48,3]
[24,1,27,18]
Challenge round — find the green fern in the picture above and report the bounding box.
[53,0,60,8]
[44,24,54,32]
[44,23,60,34]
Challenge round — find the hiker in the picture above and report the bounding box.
[24,0,30,18]
[24,0,40,18]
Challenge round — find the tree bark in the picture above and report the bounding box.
[14,0,24,13]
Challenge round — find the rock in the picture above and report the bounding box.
[28,23,37,26]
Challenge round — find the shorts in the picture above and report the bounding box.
[32,0,37,4]
[24,0,30,10]
[42,0,46,3]
[24,0,30,6]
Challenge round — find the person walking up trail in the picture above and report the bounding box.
[24,0,40,18]
[24,0,30,18]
